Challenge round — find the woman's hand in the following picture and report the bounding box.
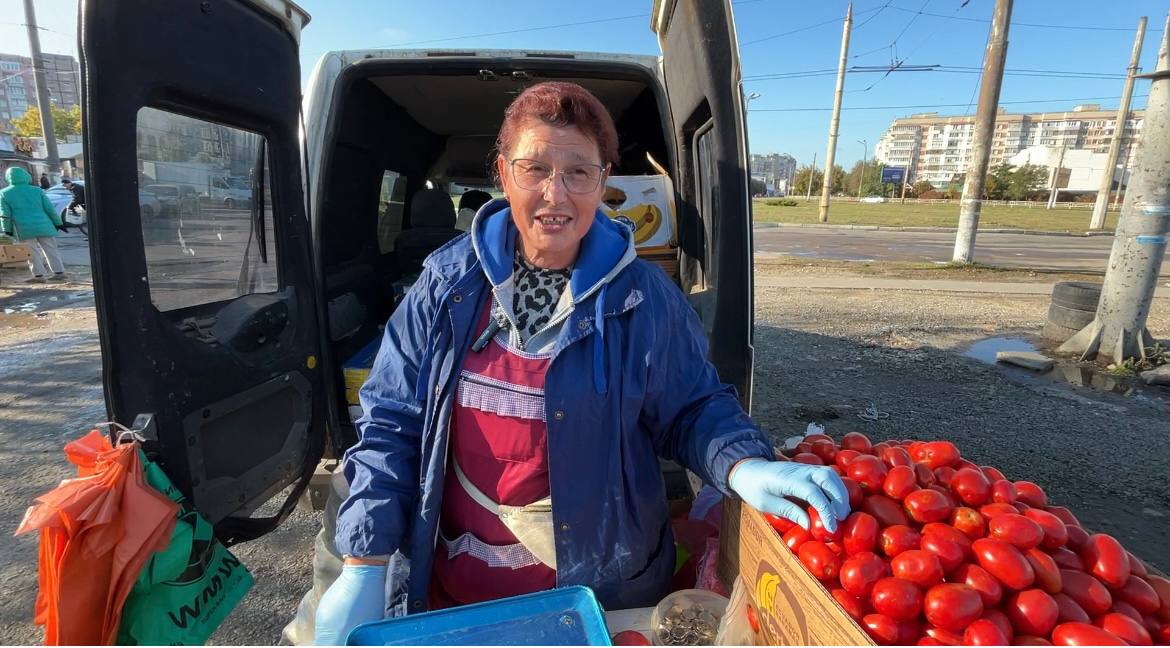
[314,562,388,645]
[728,459,851,532]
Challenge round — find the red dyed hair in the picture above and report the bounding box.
[496,81,619,167]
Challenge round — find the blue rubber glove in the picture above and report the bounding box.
[314,563,388,645]
[729,459,852,532]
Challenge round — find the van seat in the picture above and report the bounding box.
[395,188,462,275]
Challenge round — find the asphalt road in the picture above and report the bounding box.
[754,225,1170,274]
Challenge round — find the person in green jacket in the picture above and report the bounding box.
[0,167,67,283]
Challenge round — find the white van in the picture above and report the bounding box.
[80,0,755,551]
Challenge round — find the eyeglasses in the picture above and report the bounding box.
[508,158,606,195]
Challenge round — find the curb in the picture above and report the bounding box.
[752,222,1115,238]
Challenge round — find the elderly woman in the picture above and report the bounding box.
[314,82,849,643]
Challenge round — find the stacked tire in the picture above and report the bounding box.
[1042,282,1101,343]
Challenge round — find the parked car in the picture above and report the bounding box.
[860,195,888,204]
[81,0,751,569]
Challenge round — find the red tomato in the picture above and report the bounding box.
[783,525,811,552]
[896,618,922,646]
[904,489,954,524]
[836,449,861,469]
[1023,509,1068,550]
[849,455,889,493]
[882,465,918,500]
[1064,525,1088,552]
[1052,592,1092,624]
[1005,589,1059,637]
[980,502,1020,519]
[880,525,922,558]
[872,441,892,456]
[981,465,1008,482]
[922,522,974,556]
[810,440,838,464]
[796,442,814,455]
[1098,613,1153,646]
[1025,548,1063,594]
[925,626,964,644]
[1051,622,1126,645]
[964,619,1009,646]
[1080,534,1130,589]
[927,484,961,510]
[1155,624,1170,645]
[1049,546,1083,571]
[973,538,1035,590]
[914,463,936,487]
[933,466,957,486]
[842,512,880,555]
[1059,569,1113,616]
[1129,552,1149,579]
[809,506,843,543]
[863,494,912,528]
[917,637,946,646]
[1014,481,1048,508]
[830,464,845,476]
[951,507,988,541]
[871,577,924,622]
[611,630,651,645]
[989,513,1045,551]
[1013,635,1054,645]
[951,468,992,507]
[921,531,966,573]
[1145,574,1170,622]
[924,583,985,633]
[841,432,873,454]
[862,613,900,645]
[745,604,760,634]
[991,480,1018,504]
[1045,506,1082,528]
[891,550,944,589]
[830,588,865,621]
[793,452,824,465]
[840,477,865,509]
[953,563,1005,608]
[798,541,842,581]
[764,512,796,535]
[1116,574,1162,615]
[1111,600,1145,623]
[982,608,1016,642]
[913,441,961,469]
[804,433,833,444]
[840,551,890,598]
[881,445,913,468]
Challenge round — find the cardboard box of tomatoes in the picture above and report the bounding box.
[718,432,1170,646]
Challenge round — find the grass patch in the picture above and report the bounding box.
[752,199,1121,232]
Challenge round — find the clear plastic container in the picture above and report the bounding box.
[649,589,730,646]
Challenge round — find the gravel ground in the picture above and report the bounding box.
[1,263,1168,644]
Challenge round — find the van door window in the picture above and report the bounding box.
[136,107,277,312]
[693,120,718,288]
[377,170,407,254]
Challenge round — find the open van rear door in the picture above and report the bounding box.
[653,0,755,405]
[80,0,322,542]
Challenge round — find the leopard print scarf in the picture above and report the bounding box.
[511,250,571,344]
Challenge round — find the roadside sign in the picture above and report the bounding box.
[880,166,906,185]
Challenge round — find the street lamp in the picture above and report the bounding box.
[745,92,761,110]
[857,138,868,199]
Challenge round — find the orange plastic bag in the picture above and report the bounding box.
[15,430,178,645]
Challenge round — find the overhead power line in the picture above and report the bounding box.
[743,65,1127,82]
[749,94,1149,112]
[741,5,886,47]
[885,6,1160,32]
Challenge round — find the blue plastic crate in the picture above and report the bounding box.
[346,586,613,646]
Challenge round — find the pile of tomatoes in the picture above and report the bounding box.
[764,432,1170,646]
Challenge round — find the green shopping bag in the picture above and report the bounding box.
[117,452,253,645]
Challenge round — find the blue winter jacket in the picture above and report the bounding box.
[336,199,773,613]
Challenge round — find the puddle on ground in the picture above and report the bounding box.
[1041,364,1138,396]
[962,336,1038,364]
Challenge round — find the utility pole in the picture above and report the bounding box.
[900,170,908,204]
[818,2,852,222]
[1091,17,1147,230]
[22,0,60,182]
[1046,144,1066,210]
[805,153,816,201]
[856,138,868,199]
[952,0,1013,263]
[1113,144,1131,209]
[1060,11,1170,365]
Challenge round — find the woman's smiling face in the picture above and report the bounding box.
[497,121,607,270]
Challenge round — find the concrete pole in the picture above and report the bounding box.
[1091,17,1147,230]
[1046,144,1066,210]
[22,0,60,182]
[1060,11,1170,365]
[900,170,908,204]
[952,0,1013,263]
[806,153,816,201]
[1113,144,1131,210]
[856,139,867,199]
[818,2,852,222]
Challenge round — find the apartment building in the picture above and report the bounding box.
[750,152,797,193]
[0,52,80,132]
[874,104,1143,187]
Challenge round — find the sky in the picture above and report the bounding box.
[2,0,1167,169]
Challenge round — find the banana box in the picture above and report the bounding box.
[600,175,676,248]
[718,498,874,645]
[342,336,382,406]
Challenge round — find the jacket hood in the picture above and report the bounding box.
[5,167,32,186]
[469,198,636,303]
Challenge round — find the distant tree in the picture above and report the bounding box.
[11,105,81,141]
[750,177,767,196]
[829,164,847,194]
[1007,163,1049,201]
[792,165,823,196]
[984,162,1014,200]
[912,180,935,196]
[845,159,891,197]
